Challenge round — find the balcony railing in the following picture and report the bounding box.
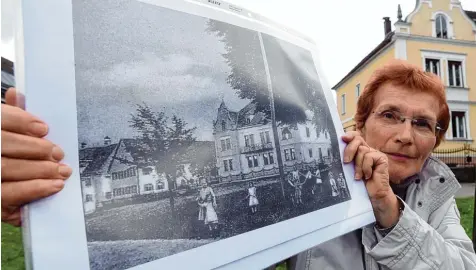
[241,142,273,154]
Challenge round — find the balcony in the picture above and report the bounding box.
[241,142,273,154]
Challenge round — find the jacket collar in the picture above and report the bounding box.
[410,156,461,213]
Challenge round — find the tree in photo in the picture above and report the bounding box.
[126,103,197,213]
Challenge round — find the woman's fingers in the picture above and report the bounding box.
[1,208,22,227]
[341,130,361,143]
[5,88,25,109]
[1,179,65,208]
[1,131,64,161]
[354,145,370,179]
[1,157,72,181]
[361,150,376,180]
[1,103,48,137]
[342,135,368,163]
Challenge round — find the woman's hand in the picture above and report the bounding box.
[1,88,72,226]
[342,131,400,228]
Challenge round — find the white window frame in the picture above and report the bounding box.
[431,11,454,39]
[420,50,467,88]
[447,60,464,88]
[424,58,441,76]
[355,83,360,102]
[449,110,470,140]
[220,136,231,151]
[341,94,346,115]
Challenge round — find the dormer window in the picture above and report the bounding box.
[246,115,253,124]
[435,15,448,39]
[432,12,453,39]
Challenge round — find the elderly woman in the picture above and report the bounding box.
[1,60,475,269]
[286,60,476,269]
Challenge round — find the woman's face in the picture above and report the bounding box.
[361,83,440,183]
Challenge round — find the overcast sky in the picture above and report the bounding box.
[3,0,475,86]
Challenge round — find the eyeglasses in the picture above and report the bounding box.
[372,110,442,138]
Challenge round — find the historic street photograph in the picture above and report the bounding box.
[72,0,350,269]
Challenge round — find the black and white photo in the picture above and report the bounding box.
[18,0,374,269]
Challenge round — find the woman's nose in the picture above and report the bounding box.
[396,120,414,144]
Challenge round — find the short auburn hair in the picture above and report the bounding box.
[354,60,450,148]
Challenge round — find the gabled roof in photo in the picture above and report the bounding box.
[331,6,476,91]
[80,144,118,176]
[217,101,269,129]
[79,138,215,176]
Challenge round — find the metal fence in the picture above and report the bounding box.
[433,144,476,168]
[433,144,476,249]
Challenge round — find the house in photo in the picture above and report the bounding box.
[78,137,167,214]
[332,0,476,151]
[79,141,118,214]
[174,141,216,187]
[213,100,332,181]
[78,136,216,213]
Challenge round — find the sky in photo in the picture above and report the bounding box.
[72,0,253,146]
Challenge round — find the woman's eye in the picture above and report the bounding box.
[415,119,431,129]
[382,112,395,119]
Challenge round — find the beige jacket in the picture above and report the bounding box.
[292,157,476,270]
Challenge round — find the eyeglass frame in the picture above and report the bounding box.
[370,110,443,138]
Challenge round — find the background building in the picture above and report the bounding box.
[332,0,476,150]
[1,57,15,103]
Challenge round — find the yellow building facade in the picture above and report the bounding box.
[332,0,476,150]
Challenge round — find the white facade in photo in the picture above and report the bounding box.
[213,101,332,180]
[78,137,213,213]
[138,166,168,194]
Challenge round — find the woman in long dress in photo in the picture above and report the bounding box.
[201,182,218,233]
[247,181,259,213]
[328,172,339,201]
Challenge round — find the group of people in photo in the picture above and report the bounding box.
[287,165,348,207]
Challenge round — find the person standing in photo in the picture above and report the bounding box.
[311,168,322,196]
[336,173,348,199]
[202,182,219,236]
[246,181,259,214]
[287,169,309,206]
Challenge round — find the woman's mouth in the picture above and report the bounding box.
[385,152,415,161]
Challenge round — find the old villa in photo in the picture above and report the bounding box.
[213,100,333,181]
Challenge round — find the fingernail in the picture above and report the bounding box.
[355,173,361,180]
[53,179,65,189]
[29,122,48,136]
[343,156,349,163]
[51,146,64,161]
[58,165,72,178]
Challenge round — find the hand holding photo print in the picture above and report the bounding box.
[16,0,374,269]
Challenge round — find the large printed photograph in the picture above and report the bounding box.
[73,0,350,269]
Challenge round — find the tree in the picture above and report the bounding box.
[126,103,197,213]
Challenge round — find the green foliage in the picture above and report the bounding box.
[1,223,25,270]
[456,197,474,238]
